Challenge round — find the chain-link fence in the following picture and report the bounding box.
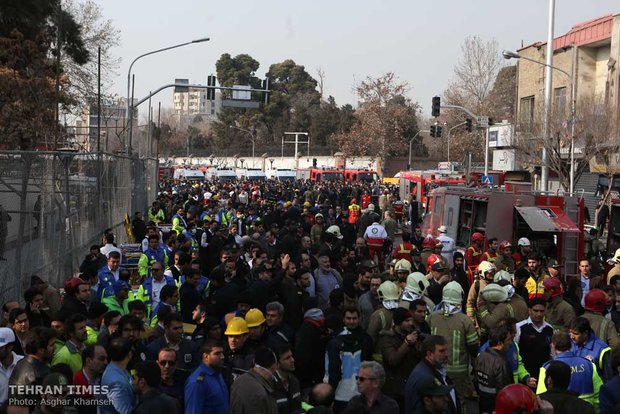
[0,151,157,305]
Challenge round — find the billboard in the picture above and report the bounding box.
[493,149,517,171]
[488,124,514,148]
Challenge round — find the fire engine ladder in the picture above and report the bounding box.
[563,197,580,279]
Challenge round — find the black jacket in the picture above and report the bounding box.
[134,389,180,414]
[539,388,594,414]
[60,294,89,318]
[9,355,49,387]
[295,320,326,389]
[474,348,513,413]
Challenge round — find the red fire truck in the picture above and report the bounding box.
[344,168,378,183]
[422,185,584,278]
[399,170,466,206]
[296,167,344,182]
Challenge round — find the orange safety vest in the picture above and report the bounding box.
[393,242,413,260]
[348,204,361,224]
[361,194,372,209]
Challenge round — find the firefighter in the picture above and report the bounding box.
[543,277,576,332]
[494,240,516,272]
[513,237,532,268]
[420,238,436,269]
[394,259,412,289]
[483,238,499,262]
[428,281,479,409]
[525,253,549,300]
[466,261,496,323]
[367,281,401,346]
[361,190,372,209]
[348,198,361,225]
[495,272,529,322]
[465,232,485,270]
[399,272,434,313]
[393,232,415,262]
[363,216,388,271]
[582,289,620,347]
[477,283,514,340]
[393,199,404,224]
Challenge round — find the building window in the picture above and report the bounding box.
[520,96,535,130]
[553,87,566,117]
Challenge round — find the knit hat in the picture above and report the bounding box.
[392,308,413,325]
[304,308,324,321]
[203,316,220,331]
[453,251,464,260]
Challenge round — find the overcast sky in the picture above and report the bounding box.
[94,0,618,116]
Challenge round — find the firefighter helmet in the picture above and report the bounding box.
[472,232,485,242]
[325,225,344,239]
[542,277,563,297]
[499,240,512,250]
[608,248,620,265]
[422,237,437,250]
[584,289,608,313]
[517,237,531,247]
[244,308,266,328]
[394,259,412,273]
[481,283,508,303]
[377,281,401,302]
[493,270,512,283]
[427,254,442,269]
[225,317,249,336]
[442,281,464,305]
[406,272,429,296]
[494,384,539,414]
[478,261,496,275]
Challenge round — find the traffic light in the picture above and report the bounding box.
[465,118,473,132]
[206,75,217,100]
[312,158,317,167]
[430,125,436,138]
[262,78,271,105]
[488,117,495,126]
[436,125,443,138]
[431,96,441,117]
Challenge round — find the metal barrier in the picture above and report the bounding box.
[0,151,157,305]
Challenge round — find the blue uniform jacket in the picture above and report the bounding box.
[571,329,612,380]
[184,362,229,414]
[97,265,124,299]
[100,362,135,414]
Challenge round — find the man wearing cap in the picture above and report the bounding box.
[436,226,455,270]
[61,278,91,317]
[0,327,23,406]
[377,307,422,409]
[310,213,325,245]
[415,378,455,414]
[102,281,130,315]
[295,309,326,390]
[494,240,516,273]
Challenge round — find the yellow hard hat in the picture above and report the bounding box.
[225,317,249,335]
[244,308,266,328]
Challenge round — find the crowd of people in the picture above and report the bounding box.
[1,177,619,414]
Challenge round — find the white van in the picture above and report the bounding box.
[172,169,205,181]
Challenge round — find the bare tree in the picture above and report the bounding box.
[437,36,506,162]
[514,95,620,192]
[61,0,121,114]
[316,67,325,101]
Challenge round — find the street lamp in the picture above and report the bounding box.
[229,125,256,167]
[125,37,210,152]
[408,129,430,170]
[503,48,577,194]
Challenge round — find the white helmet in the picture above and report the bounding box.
[442,281,464,305]
[478,261,496,275]
[405,272,429,296]
[494,270,512,283]
[325,225,343,239]
[517,237,531,247]
[377,281,401,302]
[480,283,509,303]
[395,259,412,273]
